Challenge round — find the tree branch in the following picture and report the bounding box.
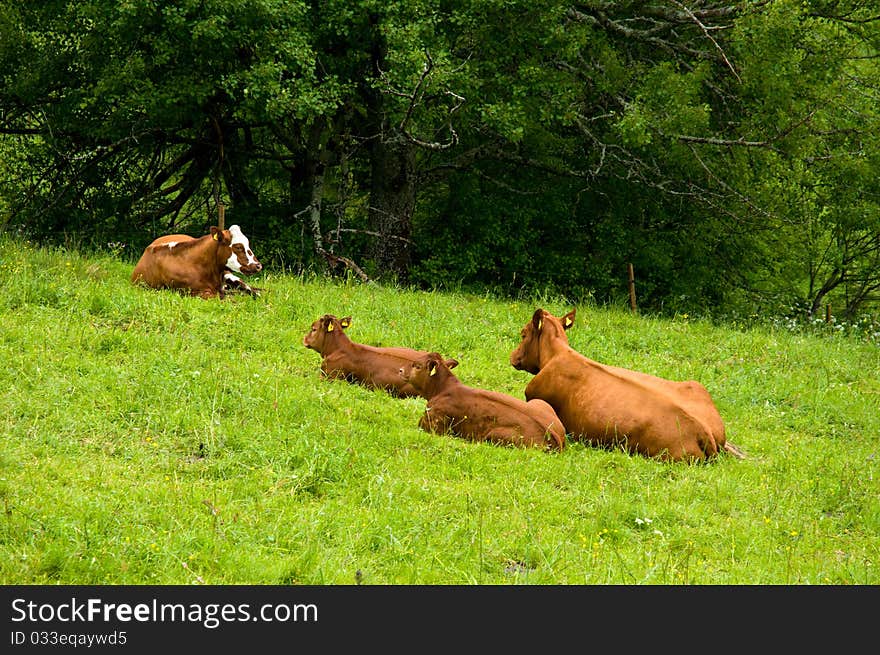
[669,0,740,81]
[379,51,464,151]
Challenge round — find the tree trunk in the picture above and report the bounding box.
[306,157,327,261]
[360,11,416,282]
[367,131,416,280]
[222,125,258,213]
[808,267,844,318]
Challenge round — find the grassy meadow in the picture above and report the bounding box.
[0,237,878,585]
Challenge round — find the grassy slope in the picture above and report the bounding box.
[0,239,877,584]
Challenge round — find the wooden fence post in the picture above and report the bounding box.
[628,262,638,314]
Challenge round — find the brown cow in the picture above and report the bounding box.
[509,308,744,462]
[131,224,262,299]
[399,352,566,451]
[303,314,458,398]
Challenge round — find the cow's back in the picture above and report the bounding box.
[321,344,427,397]
[600,360,726,443]
[131,234,196,287]
[526,350,722,459]
[428,384,565,449]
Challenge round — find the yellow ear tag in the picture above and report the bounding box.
[537,319,543,331]
[341,320,350,328]
[564,317,572,327]
[212,233,218,241]
[327,323,334,332]
[429,365,437,376]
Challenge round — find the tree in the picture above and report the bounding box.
[0,1,333,246]
[1,0,879,319]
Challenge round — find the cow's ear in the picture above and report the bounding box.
[211,226,230,244]
[563,309,576,330]
[445,358,459,370]
[532,308,544,332]
[326,319,335,333]
[429,360,438,376]
[340,317,352,329]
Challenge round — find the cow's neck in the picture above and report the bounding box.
[538,332,570,370]
[320,331,353,357]
[421,368,458,399]
[209,237,232,271]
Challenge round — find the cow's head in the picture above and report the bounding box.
[509,308,576,374]
[399,352,458,397]
[303,314,352,353]
[211,224,262,275]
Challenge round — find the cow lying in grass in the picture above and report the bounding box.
[131,225,262,299]
[399,351,566,451]
[510,308,744,462]
[303,314,457,398]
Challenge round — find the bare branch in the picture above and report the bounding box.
[673,134,774,148]
[379,51,465,151]
[321,251,373,284]
[686,142,776,221]
[328,226,414,245]
[668,107,820,149]
[398,52,435,135]
[669,0,741,81]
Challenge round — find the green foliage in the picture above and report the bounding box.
[0,238,878,584]
[1,0,879,319]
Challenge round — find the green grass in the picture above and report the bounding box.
[0,237,877,584]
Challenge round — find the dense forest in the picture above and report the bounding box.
[1,1,878,320]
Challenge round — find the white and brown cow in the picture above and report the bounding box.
[131,224,262,299]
